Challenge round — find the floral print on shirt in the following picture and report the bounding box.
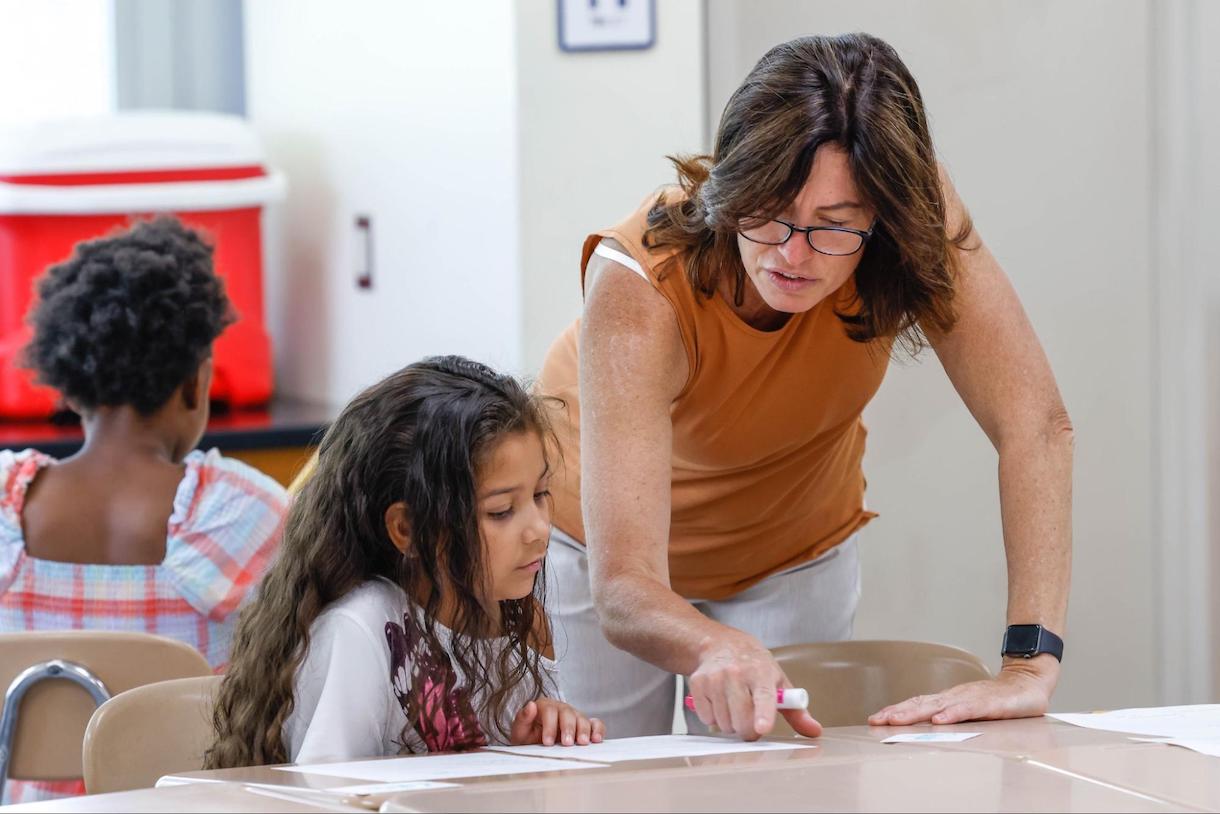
[385,613,489,753]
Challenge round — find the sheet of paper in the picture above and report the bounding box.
[275,751,607,783]
[486,734,814,763]
[881,732,982,744]
[329,780,459,794]
[1047,704,1220,739]
[156,776,218,787]
[1129,737,1220,758]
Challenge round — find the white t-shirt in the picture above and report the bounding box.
[283,577,559,764]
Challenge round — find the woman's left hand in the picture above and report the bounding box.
[867,655,1060,726]
[509,698,606,746]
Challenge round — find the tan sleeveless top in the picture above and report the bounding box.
[537,193,891,600]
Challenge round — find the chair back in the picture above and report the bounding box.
[771,640,991,730]
[287,451,317,495]
[83,674,222,793]
[0,631,210,791]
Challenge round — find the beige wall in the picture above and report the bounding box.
[515,0,707,376]
[1197,0,1220,702]
[707,1,1162,711]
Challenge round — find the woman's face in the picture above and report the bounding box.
[735,143,876,316]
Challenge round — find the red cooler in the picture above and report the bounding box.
[0,112,285,419]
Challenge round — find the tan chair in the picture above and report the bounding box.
[0,631,211,799]
[770,640,992,731]
[287,450,318,495]
[83,675,222,794]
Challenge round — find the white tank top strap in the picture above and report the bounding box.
[593,240,648,281]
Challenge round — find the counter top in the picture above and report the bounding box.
[0,398,333,457]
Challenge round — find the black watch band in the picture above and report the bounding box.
[1001,624,1064,662]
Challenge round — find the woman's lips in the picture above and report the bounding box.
[765,268,818,292]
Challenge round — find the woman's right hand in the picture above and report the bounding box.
[687,631,822,740]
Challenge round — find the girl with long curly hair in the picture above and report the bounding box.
[206,356,604,767]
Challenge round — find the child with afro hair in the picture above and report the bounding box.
[0,217,288,805]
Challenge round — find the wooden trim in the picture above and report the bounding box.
[224,446,315,489]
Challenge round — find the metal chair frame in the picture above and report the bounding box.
[0,660,110,801]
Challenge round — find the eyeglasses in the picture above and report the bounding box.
[739,217,876,256]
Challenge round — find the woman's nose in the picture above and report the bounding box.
[778,234,815,266]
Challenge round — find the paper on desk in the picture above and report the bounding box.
[157,774,458,796]
[275,751,607,783]
[1047,704,1220,740]
[1129,737,1220,758]
[485,734,814,763]
[881,732,982,744]
[328,780,459,794]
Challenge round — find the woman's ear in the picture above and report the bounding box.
[384,501,413,556]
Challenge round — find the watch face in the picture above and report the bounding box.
[1005,625,1042,654]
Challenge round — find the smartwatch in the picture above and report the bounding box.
[1001,624,1063,662]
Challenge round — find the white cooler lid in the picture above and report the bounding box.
[0,111,267,176]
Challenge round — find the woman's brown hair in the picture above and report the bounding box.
[204,356,555,767]
[644,32,973,352]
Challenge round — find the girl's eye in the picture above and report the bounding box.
[488,507,514,520]
[534,489,551,503]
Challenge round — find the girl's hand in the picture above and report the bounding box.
[509,698,606,746]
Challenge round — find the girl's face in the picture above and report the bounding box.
[476,430,552,603]
[734,143,876,317]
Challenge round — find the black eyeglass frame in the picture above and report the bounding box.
[739,217,877,257]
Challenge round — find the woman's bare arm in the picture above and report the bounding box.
[580,240,820,739]
[869,168,1072,725]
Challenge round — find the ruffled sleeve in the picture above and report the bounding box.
[162,448,288,621]
[0,449,51,593]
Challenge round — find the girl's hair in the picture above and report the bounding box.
[644,32,974,353]
[23,216,233,414]
[205,355,554,768]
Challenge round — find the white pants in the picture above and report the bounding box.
[543,528,862,738]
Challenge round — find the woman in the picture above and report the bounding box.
[537,33,1072,739]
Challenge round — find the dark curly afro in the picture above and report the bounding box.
[24,217,235,416]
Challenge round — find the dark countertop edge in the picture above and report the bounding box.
[200,423,331,451]
[0,425,330,459]
[0,399,334,458]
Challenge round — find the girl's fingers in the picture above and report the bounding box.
[524,701,605,747]
[575,714,592,745]
[540,700,561,746]
[509,701,540,744]
[559,706,578,746]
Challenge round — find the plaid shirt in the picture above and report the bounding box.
[0,447,288,804]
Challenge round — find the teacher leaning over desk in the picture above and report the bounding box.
[536,32,1072,741]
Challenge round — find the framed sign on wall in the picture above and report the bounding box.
[558,0,655,52]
